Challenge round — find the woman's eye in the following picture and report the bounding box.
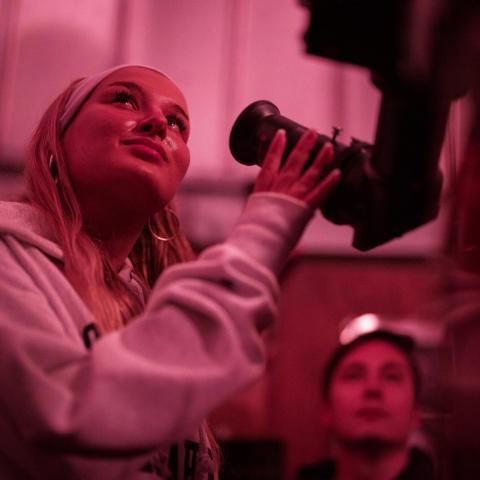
[113,91,136,108]
[167,116,186,132]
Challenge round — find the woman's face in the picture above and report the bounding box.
[62,67,190,222]
[323,340,419,447]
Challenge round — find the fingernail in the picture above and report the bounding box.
[323,142,334,155]
[277,129,286,137]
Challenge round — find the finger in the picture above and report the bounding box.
[303,169,342,207]
[262,128,286,173]
[281,128,318,177]
[300,142,334,187]
[254,129,286,192]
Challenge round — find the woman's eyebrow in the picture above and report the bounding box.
[164,101,190,122]
[106,81,189,121]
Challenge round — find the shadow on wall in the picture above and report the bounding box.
[4,24,110,163]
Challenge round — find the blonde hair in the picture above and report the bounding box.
[24,78,194,332]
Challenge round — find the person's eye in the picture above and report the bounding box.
[113,91,137,109]
[341,370,364,381]
[384,371,404,382]
[167,115,187,132]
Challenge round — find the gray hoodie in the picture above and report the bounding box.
[0,192,312,480]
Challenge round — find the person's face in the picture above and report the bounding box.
[323,340,419,447]
[62,67,190,220]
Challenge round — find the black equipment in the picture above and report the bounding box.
[229,0,473,251]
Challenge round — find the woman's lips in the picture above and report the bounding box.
[125,143,165,163]
[122,138,168,163]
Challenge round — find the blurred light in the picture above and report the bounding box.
[339,313,381,345]
[338,312,445,348]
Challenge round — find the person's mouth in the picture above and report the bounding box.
[356,407,388,420]
[122,137,169,163]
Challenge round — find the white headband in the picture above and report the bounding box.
[59,64,177,133]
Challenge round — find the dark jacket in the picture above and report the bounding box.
[296,448,435,480]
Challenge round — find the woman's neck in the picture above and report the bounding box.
[95,226,142,273]
[335,442,409,480]
[81,201,149,272]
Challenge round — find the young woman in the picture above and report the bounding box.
[0,64,340,479]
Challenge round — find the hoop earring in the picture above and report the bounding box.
[48,154,59,184]
[148,208,179,242]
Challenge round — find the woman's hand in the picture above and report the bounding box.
[253,128,341,208]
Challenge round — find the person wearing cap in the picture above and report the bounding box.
[0,65,340,479]
[297,330,435,480]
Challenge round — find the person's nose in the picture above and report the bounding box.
[137,110,168,139]
[363,375,383,399]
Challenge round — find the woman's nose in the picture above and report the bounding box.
[137,111,167,139]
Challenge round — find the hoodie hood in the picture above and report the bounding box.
[0,200,145,290]
[0,201,63,260]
